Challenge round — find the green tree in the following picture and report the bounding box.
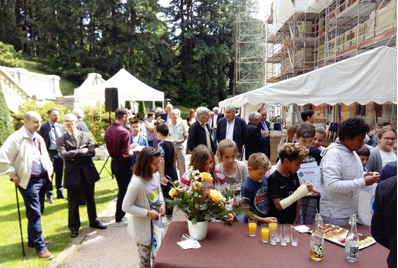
[0,41,24,67]
[137,101,146,121]
[125,100,131,110]
[0,84,14,145]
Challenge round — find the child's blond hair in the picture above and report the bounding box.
[217,139,238,158]
[248,153,271,171]
[278,143,309,162]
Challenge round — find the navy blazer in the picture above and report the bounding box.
[57,131,100,189]
[245,122,268,160]
[216,116,248,154]
[160,112,169,122]
[210,113,224,128]
[187,121,216,154]
[38,121,65,150]
[257,120,271,159]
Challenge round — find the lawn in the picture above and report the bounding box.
[0,160,118,268]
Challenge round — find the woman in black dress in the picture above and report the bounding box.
[155,123,178,225]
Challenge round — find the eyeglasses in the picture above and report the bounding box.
[151,161,161,166]
[382,137,397,142]
[63,120,75,124]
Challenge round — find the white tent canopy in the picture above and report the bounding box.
[220,46,397,112]
[74,68,164,107]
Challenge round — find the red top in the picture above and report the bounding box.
[104,123,130,159]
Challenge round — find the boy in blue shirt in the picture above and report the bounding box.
[239,153,277,224]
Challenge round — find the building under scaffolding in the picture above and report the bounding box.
[262,0,397,126]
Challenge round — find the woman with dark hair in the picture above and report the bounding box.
[155,123,178,226]
[122,147,165,267]
[320,117,380,225]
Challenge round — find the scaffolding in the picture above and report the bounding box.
[265,0,397,81]
[234,6,267,95]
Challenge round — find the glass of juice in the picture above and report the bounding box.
[261,224,269,243]
[248,218,257,237]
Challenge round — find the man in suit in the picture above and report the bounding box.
[257,107,271,159]
[72,108,89,133]
[216,105,248,158]
[57,113,107,238]
[371,175,397,268]
[160,103,173,122]
[210,107,224,150]
[38,108,66,203]
[0,111,55,259]
[187,107,215,154]
[245,112,268,160]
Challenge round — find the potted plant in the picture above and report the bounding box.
[167,167,244,240]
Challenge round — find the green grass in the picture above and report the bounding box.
[21,60,77,96]
[0,160,117,268]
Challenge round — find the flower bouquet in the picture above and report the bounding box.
[167,167,243,225]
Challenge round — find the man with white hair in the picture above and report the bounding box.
[166,109,188,176]
[217,105,248,158]
[210,107,224,149]
[72,108,89,133]
[187,107,215,153]
[0,111,55,259]
[57,113,106,238]
[245,112,268,160]
[160,103,173,122]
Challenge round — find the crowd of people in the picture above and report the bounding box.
[0,105,396,268]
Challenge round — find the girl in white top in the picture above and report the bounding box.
[122,147,166,267]
[366,125,397,173]
[215,140,248,198]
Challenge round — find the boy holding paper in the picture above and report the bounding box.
[295,123,322,224]
[269,143,313,224]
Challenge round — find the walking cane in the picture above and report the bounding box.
[14,184,25,256]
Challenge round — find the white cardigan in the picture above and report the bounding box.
[122,173,164,245]
[0,126,53,189]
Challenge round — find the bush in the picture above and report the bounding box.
[0,84,14,145]
[0,41,24,68]
[137,101,146,121]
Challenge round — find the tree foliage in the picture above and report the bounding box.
[0,0,261,108]
[137,101,146,121]
[0,84,14,145]
[0,41,24,68]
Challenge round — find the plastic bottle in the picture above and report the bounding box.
[344,214,359,262]
[310,213,324,261]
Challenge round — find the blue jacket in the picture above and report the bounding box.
[216,116,248,154]
[130,134,149,165]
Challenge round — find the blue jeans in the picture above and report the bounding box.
[18,176,49,252]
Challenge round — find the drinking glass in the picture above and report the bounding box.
[280,224,289,246]
[269,219,278,245]
[291,226,299,246]
[248,218,257,237]
[261,224,269,243]
[276,225,281,243]
[285,224,291,243]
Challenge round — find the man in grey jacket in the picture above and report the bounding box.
[320,117,380,225]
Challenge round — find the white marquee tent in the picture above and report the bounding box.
[219,46,397,120]
[74,68,164,108]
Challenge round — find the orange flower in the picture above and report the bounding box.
[169,188,177,199]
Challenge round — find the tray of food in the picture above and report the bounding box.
[308,224,375,250]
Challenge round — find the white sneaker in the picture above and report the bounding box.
[115,217,128,227]
[162,217,172,226]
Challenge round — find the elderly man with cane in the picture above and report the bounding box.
[0,111,54,259]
